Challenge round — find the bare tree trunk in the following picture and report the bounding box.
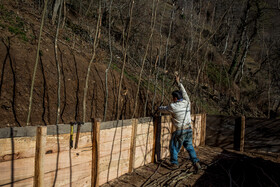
[104,0,113,121]
[222,17,230,55]
[82,0,102,123]
[228,0,250,75]
[234,36,250,83]
[61,0,66,28]
[161,5,175,104]
[267,50,271,119]
[116,0,134,120]
[151,3,166,113]
[52,0,62,24]
[54,0,63,124]
[132,0,159,118]
[27,0,48,126]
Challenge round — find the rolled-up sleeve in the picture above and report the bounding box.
[178,83,190,103]
[158,105,173,114]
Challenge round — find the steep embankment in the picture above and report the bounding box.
[0,2,154,127]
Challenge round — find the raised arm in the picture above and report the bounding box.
[176,75,190,102]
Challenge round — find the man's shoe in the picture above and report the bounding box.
[194,162,201,174]
[164,160,179,169]
[169,163,179,169]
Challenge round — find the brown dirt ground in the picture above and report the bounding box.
[0,1,161,128]
[100,146,280,187]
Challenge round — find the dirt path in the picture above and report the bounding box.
[101,146,280,187]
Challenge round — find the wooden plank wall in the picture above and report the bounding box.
[0,115,205,186]
[99,123,132,185]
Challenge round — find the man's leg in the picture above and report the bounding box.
[169,131,183,165]
[182,130,199,164]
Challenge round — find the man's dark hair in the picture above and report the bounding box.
[172,90,183,100]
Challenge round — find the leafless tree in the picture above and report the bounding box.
[104,0,113,121]
[132,0,159,118]
[27,0,48,125]
[116,0,134,120]
[54,0,63,124]
[82,0,102,123]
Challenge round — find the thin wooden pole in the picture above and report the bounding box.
[129,119,138,173]
[34,126,47,187]
[92,118,101,187]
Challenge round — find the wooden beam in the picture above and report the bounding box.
[128,119,138,173]
[200,113,207,146]
[34,126,47,187]
[92,118,101,187]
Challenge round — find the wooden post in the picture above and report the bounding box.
[92,118,101,187]
[34,126,47,187]
[234,116,245,152]
[129,119,138,172]
[240,116,245,152]
[200,113,207,146]
[152,116,160,163]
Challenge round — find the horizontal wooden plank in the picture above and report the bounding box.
[43,161,91,186]
[99,137,131,158]
[0,146,93,185]
[100,125,132,144]
[60,176,91,187]
[44,147,92,174]
[0,132,93,162]
[1,176,33,187]
[134,150,153,168]
[99,163,129,185]
[135,133,153,145]
[45,132,92,153]
[99,149,130,172]
[0,137,36,162]
[0,157,34,185]
[136,123,153,136]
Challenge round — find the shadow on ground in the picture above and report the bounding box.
[193,150,280,187]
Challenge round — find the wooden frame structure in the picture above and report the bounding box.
[0,114,206,186]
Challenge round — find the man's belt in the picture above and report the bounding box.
[181,125,191,130]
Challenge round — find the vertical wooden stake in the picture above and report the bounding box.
[234,116,246,152]
[92,118,101,187]
[152,117,157,163]
[240,116,245,152]
[34,126,47,187]
[152,116,161,163]
[200,113,207,146]
[129,119,138,173]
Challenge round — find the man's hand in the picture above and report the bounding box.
[175,71,180,84]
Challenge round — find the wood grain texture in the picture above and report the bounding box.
[99,125,132,144]
[44,161,91,187]
[0,157,34,185]
[200,114,206,146]
[0,137,36,162]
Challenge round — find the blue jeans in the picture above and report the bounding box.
[169,129,199,165]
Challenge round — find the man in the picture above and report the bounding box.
[159,75,201,172]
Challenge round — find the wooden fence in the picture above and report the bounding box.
[206,115,280,153]
[0,114,206,187]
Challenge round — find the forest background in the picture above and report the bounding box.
[0,0,279,127]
